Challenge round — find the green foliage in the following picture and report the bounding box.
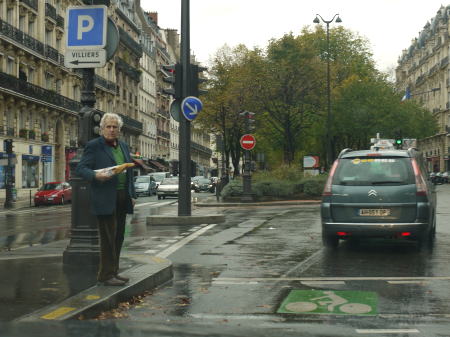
[220,170,327,200]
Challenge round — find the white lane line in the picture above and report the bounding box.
[165,239,178,243]
[134,202,158,208]
[214,276,450,282]
[387,281,428,284]
[156,224,217,258]
[144,249,158,254]
[156,244,169,248]
[279,249,323,279]
[356,329,420,334]
[213,281,259,285]
[301,281,345,286]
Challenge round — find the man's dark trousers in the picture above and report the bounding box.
[96,189,128,282]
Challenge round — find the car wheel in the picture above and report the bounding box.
[322,233,339,249]
[60,196,65,205]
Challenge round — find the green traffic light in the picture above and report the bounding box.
[396,139,402,145]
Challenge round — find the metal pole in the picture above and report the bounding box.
[326,22,332,170]
[63,68,100,266]
[178,0,191,216]
[4,155,12,209]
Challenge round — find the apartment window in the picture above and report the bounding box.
[45,72,54,90]
[19,16,25,31]
[7,9,13,24]
[7,57,14,75]
[28,21,35,36]
[45,29,53,47]
[56,37,61,51]
[73,85,80,101]
[56,79,62,94]
[28,67,35,84]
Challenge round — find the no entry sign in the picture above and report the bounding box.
[240,134,256,150]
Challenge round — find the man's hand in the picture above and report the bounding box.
[95,171,112,182]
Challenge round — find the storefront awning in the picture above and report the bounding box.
[149,160,167,171]
[132,158,153,172]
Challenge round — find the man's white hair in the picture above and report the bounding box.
[100,113,123,130]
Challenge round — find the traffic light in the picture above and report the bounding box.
[3,139,13,154]
[239,111,256,132]
[395,138,403,147]
[79,107,103,147]
[161,63,182,99]
[189,64,207,97]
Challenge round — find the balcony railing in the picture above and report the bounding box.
[191,141,213,155]
[1,18,44,54]
[45,45,59,63]
[119,113,143,134]
[115,57,141,82]
[157,129,170,139]
[0,71,82,112]
[20,0,38,11]
[45,3,58,22]
[118,27,143,57]
[56,15,64,29]
[94,75,117,92]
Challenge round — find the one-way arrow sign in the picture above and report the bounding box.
[64,49,106,68]
[181,96,203,121]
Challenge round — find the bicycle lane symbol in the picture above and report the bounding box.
[277,290,377,315]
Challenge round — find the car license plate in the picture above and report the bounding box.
[359,209,390,216]
[47,197,54,201]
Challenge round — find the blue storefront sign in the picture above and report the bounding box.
[41,145,52,163]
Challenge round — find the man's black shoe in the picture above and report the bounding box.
[115,274,129,282]
[103,277,126,286]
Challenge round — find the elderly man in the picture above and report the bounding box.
[76,112,136,286]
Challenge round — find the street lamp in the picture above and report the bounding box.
[313,14,342,170]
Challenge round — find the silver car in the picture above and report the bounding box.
[321,143,436,249]
[156,177,179,200]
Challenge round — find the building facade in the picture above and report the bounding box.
[0,0,143,199]
[396,5,450,172]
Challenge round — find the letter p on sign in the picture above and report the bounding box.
[77,15,94,40]
[66,5,107,49]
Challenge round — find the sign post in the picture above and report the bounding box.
[240,134,256,202]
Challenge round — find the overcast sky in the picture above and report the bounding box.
[140,0,448,73]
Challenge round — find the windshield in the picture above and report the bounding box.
[40,183,62,191]
[135,176,150,183]
[197,178,211,184]
[333,157,415,186]
[161,178,178,185]
[151,173,167,182]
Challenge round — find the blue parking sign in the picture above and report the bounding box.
[66,6,107,49]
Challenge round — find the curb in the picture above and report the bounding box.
[194,200,322,207]
[16,256,173,322]
[147,214,225,225]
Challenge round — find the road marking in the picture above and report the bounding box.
[156,224,217,258]
[213,280,259,285]
[40,307,76,320]
[356,329,420,334]
[387,280,428,285]
[278,249,323,279]
[301,281,346,286]
[214,276,450,282]
[134,202,158,208]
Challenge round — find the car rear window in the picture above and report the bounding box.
[332,157,415,186]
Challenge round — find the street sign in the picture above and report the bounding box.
[66,6,107,49]
[65,49,107,68]
[240,134,256,150]
[181,96,203,121]
[65,5,107,68]
[170,99,181,122]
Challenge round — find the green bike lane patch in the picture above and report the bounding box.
[278,290,377,315]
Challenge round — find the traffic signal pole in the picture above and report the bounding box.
[178,0,192,216]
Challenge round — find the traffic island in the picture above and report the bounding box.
[146,214,225,226]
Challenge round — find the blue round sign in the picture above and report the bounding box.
[181,96,203,121]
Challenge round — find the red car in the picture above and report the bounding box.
[34,182,72,206]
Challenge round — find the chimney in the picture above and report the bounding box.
[146,12,158,25]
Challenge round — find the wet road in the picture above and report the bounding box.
[0,192,213,251]
[93,185,450,336]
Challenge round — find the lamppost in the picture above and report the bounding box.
[313,14,342,170]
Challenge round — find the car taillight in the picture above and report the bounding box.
[322,160,339,196]
[411,159,427,197]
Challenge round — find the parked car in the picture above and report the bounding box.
[321,141,436,249]
[149,172,171,188]
[193,177,215,193]
[34,182,72,206]
[134,175,156,197]
[157,177,179,199]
